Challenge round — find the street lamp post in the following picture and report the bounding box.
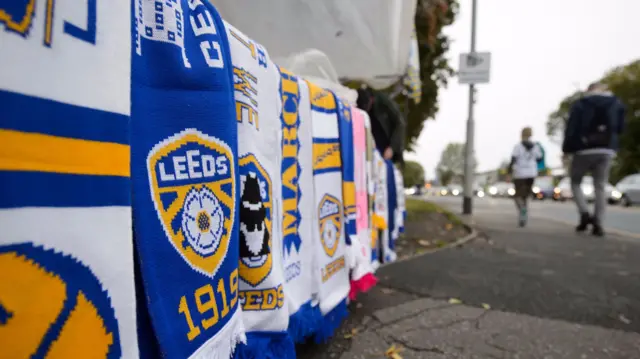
[462,0,478,215]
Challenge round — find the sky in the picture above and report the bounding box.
[404,0,640,179]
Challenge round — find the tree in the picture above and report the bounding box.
[402,161,426,188]
[546,59,640,183]
[436,142,476,185]
[397,0,459,151]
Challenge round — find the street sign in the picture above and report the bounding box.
[458,52,491,84]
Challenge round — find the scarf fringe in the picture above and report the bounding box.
[234,332,296,359]
[313,299,349,344]
[349,273,378,301]
[189,309,246,359]
[287,301,323,343]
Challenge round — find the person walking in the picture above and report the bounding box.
[562,82,625,236]
[508,127,543,227]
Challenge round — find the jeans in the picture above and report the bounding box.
[570,153,612,224]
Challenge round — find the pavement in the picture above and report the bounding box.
[307,196,640,359]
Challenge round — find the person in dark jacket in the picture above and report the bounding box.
[356,86,406,163]
[562,82,625,236]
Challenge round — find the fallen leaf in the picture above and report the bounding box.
[418,239,431,247]
[381,288,395,295]
[448,298,462,304]
[435,240,447,248]
[482,303,491,310]
[356,302,363,309]
[445,223,453,230]
[385,344,404,358]
[343,328,358,339]
[619,314,632,324]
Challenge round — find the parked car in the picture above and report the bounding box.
[487,182,515,198]
[532,176,555,200]
[616,173,640,207]
[554,177,621,204]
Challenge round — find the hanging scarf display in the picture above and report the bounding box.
[307,82,350,343]
[132,1,245,358]
[224,22,294,359]
[0,1,138,357]
[348,108,377,300]
[280,75,323,343]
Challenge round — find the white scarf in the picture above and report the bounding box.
[0,1,138,357]
[307,81,350,342]
[281,76,322,343]
[225,22,294,358]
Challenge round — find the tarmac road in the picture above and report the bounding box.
[428,194,640,238]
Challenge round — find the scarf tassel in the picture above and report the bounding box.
[233,332,296,359]
[287,302,323,344]
[313,299,349,344]
[349,273,378,301]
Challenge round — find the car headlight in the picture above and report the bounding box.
[452,189,460,196]
[477,190,485,198]
[489,186,497,195]
[440,189,448,195]
[612,190,622,199]
[553,187,561,194]
[507,188,515,196]
[583,187,593,195]
[532,186,540,194]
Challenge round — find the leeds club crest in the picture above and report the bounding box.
[147,129,235,278]
[318,194,342,258]
[238,154,273,287]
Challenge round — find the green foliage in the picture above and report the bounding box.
[402,160,426,187]
[398,0,459,151]
[546,59,640,183]
[436,142,476,185]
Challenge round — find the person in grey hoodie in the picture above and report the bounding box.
[508,127,543,227]
[562,82,626,236]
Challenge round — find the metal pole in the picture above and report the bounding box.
[462,0,478,215]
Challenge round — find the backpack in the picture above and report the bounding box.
[536,142,546,172]
[581,100,616,148]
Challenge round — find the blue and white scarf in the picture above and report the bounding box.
[384,160,398,263]
[307,82,350,343]
[224,21,295,359]
[280,74,323,343]
[0,1,138,357]
[132,1,245,358]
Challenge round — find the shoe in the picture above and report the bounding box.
[576,212,591,232]
[592,222,605,237]
[519,207,527,227]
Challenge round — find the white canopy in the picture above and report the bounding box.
[211,0,418,89]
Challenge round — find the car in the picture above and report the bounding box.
[532,176,555,200]
[616,173,640,206]
[447,184,463,196]
[487,182,515,198]
[554,177,621,204]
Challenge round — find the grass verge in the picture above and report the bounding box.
[405,198,464,226]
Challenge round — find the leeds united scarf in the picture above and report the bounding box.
[347,108,377,300]
[307,82,350,343]
[0,1,138,357]
[384,160,398,263]
[371,150,389,270]
[132,1,245,358]
[281,75,322,343]
[224,22,294,359]
[393,166,406,235]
